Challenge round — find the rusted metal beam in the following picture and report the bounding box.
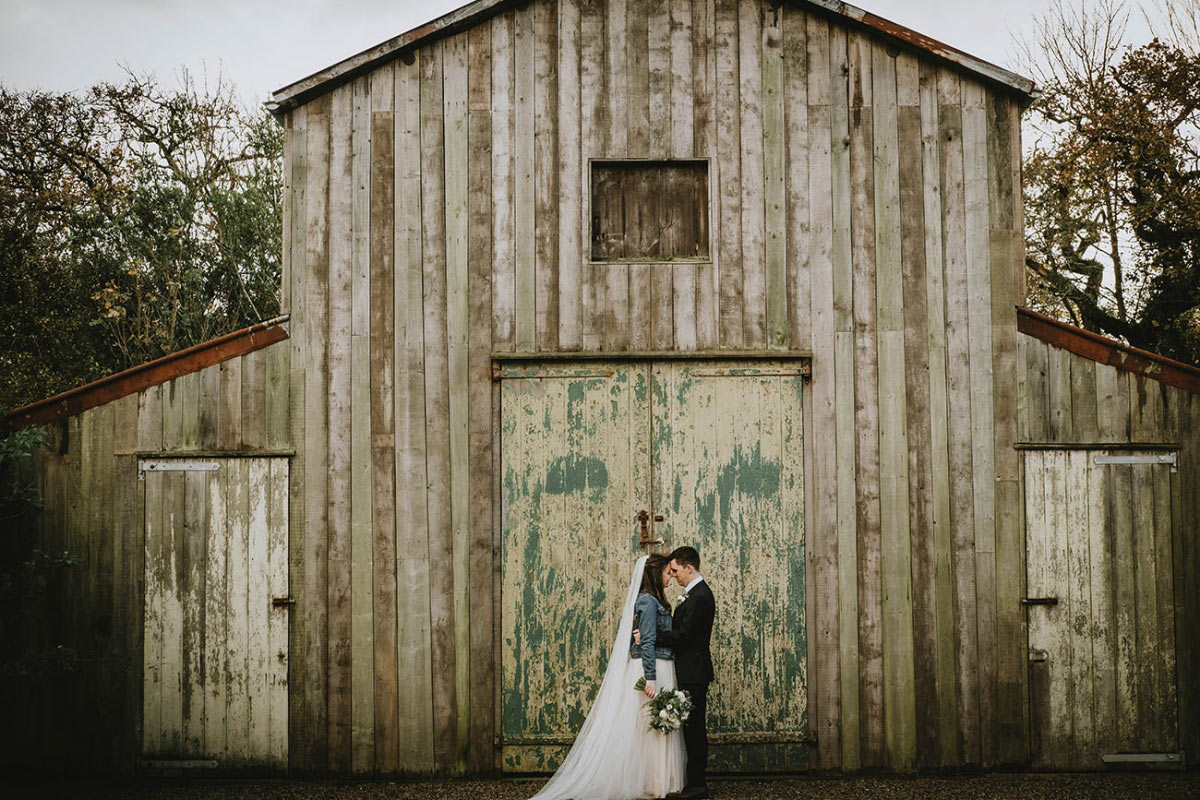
[1016,306,1200,396]
[3,316,290,431]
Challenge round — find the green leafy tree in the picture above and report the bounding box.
[1021,0,1200,363]
[0,70,282,412]
[0,427,79,677]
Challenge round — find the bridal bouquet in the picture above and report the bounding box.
[633,678,693,733]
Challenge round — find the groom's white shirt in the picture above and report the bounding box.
[683,575,705,595]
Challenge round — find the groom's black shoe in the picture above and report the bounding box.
[669,786,710,800]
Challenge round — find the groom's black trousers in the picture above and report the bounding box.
[681,681,709,788]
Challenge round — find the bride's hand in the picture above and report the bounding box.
[633,629,641,645]
[643,680,656,698]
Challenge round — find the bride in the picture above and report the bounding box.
[530,554,687,800]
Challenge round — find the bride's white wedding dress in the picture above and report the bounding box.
[529,556,687,800]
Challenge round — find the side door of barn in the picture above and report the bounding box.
[140,457,290,770]
[1024,449,1183,769]
[499,361,807,773]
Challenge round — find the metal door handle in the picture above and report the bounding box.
[1021,597,1059,606]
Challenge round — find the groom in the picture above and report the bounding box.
[655,546,714,800]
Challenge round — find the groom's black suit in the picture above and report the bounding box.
[657,578,715,791]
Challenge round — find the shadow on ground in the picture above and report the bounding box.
[6,773,1200,800]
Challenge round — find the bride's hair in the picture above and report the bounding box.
[639,553,671,609]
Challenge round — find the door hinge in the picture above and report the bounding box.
[137,459,221,480]
[139,759,219,770]
[1094,453,1177,472]
[1102,752,1185,765]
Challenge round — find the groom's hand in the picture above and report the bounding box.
[643,680,656,698]
[633,629,641,645]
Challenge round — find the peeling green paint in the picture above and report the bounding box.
[676,372,694,406]
[544,455,609,496]
[715,442,783,525]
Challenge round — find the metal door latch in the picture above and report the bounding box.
[272,596,296,608]
[636,510,665,545]
[1029,649,1048,663]
[1021,597,1059,606]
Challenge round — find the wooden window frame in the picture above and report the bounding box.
[588,157,712,264]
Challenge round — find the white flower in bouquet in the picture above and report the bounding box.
[644,686,693,733]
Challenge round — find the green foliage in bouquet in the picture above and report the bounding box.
[633,677,693,733]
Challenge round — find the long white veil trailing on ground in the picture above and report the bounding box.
[529,555,649,800]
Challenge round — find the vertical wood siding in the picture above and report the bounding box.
[277,0,1037,775]
[11,342,290,773]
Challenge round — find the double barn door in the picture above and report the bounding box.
[499,361,808,772]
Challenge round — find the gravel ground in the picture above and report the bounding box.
[5,774,1200,800]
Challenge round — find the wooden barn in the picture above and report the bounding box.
[4,0,1199,779]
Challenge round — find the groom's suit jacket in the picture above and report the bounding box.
[657,579,715,685]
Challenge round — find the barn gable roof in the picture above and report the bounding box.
[268,0,1037,115]
[1017,306,1200,395]
[2,316,290,431]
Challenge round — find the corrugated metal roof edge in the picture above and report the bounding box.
[1017,306,1200,396]
[267,0,1037,117]
[2,315,290,432]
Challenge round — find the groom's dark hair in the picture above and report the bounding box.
[669,546,700,570]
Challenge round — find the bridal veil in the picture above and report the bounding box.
[529,555,662,800]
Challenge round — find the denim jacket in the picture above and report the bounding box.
[629,592,674,680]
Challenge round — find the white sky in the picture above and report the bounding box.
[0,0,1155,106]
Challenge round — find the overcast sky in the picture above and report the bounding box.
[0,0,1156,105]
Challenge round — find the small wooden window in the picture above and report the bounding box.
[590,160,709,261]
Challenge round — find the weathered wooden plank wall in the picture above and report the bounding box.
[7,340,290,773]
[1016,335,1200,767]
[277,0,1030,774]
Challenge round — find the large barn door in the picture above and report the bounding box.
[650,362,807,770]
[141,457,289,771]
[1024,449,1182,769]
[499,363,651,772]
[499,360,807,773]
